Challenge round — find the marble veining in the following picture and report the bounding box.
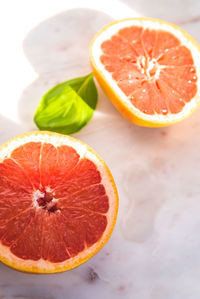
[1,0,200,298]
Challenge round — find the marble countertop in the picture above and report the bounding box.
[1,0,200,298]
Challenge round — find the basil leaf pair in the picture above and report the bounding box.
[34,73,98,135]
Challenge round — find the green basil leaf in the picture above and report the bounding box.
[34,73,98,134]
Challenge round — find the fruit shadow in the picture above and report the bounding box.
[0,115,25,145]
[0,259,110,298]
[2,6,119,289]
[17,3,200,243]
[17,5,175,146]
[17,4,167,144]
[13,3,200,288]
[121,0,200,24]
[17,8,114,132]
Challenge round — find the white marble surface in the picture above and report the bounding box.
[1,0,200,298]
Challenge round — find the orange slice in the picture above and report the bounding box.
[0,132,118,273]
[90,18,200,127]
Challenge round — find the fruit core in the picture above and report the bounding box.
[34,189,58,213]
[100,25,198,115]
[0,141,111,263]
[137,56,161,80]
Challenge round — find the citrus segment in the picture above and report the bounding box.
[10,210,43,261]
[40,143,80,188]
[54,158,101,198]
[42,213,71,263]
[0,208,34,241]
[11,142,41,189]
[0,158,33,191]
[58,184,109,213]
[101,27,196,115]
[0,132,118,273]
[56,213,85,257]
[90,18,200,126]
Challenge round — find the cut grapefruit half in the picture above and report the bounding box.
[0,131,118,273]
[90,18,200,127]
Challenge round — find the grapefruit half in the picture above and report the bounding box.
[90,18,200,127]
[0,132,118,273]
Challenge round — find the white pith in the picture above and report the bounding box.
[0,132,118,273]
[91,18,200,123]
[33,189,45,209]
[33,188,58,211]
[136,56,162,80]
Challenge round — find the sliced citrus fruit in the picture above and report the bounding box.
[90,18,200,127]
[0,131,118,273]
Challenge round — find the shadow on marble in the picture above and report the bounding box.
[0,259,115,299]
[16,5,200,248]
[122,0,200,24]
[17,5,170,143]
[12,5,200,298]
[0,115,26,144]
[120,163,167,242]
[17,8,113,131]
[17,4,166,141]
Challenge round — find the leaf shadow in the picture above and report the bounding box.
[14,2,200,274]
[17,8,113,131]
[0,115,26,145]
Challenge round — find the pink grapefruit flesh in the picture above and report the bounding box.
[100,26,197,115]
[0,133,118,272]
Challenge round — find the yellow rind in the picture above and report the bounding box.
[90,17,200,127]
[0,131,119,274]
